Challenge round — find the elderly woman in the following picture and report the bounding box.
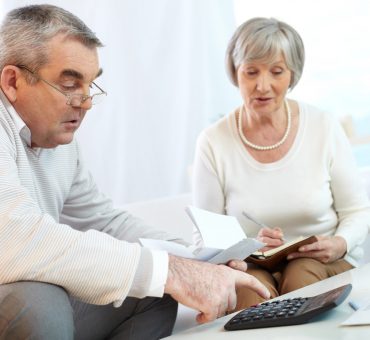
[192,17,370,311]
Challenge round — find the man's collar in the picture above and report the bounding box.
[0,89,33,148]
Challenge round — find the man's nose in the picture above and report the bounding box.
[70,97,92,110]
[80,97,93,110]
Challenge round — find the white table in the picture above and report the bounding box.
[166,262,370,339]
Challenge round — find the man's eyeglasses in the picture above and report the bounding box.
[17,65,107,106]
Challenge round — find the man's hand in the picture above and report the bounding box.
[287,235,347,263]
[227,259,248,272]
[164,255,270,324]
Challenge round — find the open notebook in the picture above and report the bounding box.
[246,235,318,271]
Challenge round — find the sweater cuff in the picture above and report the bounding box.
[128,247,168,298]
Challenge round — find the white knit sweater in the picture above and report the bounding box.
[0,91,177,306]
[193,101,370,266]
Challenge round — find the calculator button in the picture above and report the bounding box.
[225,284,352,331]
[276,312,287,317]
[253,315,263,320]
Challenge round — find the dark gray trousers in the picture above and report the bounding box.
[0,281,177,340]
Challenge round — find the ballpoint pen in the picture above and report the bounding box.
[242,211,270,229]
[242,211,285,241]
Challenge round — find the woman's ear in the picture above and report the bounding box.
[0,65,21,103]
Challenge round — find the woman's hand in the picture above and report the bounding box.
[257,227,285,252]
[287,235,347,263]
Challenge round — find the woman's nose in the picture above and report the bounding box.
[256,74,272,92]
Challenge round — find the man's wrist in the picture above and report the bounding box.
[129,248,168,298]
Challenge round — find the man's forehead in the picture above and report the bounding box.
[44,34,102,81]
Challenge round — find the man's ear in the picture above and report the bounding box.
[0,65,22,103]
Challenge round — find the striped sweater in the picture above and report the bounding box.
[0,92,175,306]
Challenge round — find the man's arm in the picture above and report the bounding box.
[60,142,188,245]
[165,255,270,323]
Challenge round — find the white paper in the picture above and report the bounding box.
[139,238,263,264]
[139,238,196,258]
[141,206,264,264]
[341,297,370,326]
[185,206,246,249]
[207,238,264,264]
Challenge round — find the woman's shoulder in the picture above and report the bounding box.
[297,100,338,128]
[199,109,237,141]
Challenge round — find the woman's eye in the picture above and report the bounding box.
[272,69,283,75]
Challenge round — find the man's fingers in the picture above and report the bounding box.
[236,272,270,299]
[196,312,206,323]
[196,309,217,324]
[227,260,247,272]
[217,300,228,318]
[228,291,237,312]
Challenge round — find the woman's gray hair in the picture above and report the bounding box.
[226,17,305,89]
[0,4,103,82]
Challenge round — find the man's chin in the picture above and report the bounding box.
[58,135,75,146]
[46,134,75,148]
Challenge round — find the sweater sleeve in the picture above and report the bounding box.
[0,139,139,304]
[60,143,186,245]
[328,117,370,254]
[0,131,176,305]
[192,131,226,246]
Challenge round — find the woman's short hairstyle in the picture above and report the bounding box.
[225,17,305,90]
[0,4,103,82]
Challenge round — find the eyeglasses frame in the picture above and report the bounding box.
[16,64,107,106]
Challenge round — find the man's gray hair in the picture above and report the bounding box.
[0,4,103,77]
[225,17,305,90]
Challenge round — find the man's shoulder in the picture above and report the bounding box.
[0,103,18,149]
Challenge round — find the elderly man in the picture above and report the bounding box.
[0,5,269,340]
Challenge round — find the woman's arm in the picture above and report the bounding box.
[192,132,226,246]
[289,116,370,263]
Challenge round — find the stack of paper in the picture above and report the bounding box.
[140,206,264,264]
[341,297,370,326]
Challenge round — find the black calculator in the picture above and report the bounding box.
[224,284,352,331]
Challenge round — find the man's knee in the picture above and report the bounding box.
[138,294,178,332]
[109,294,178,340]
[0,282,74,340]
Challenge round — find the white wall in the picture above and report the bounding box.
[234,0,370,119]
[2,0,370,204]
[0,0,240,204]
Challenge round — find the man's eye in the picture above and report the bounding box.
[246,71,258,76]
[61,84,78,92]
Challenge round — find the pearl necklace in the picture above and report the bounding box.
[238,99,291,151]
